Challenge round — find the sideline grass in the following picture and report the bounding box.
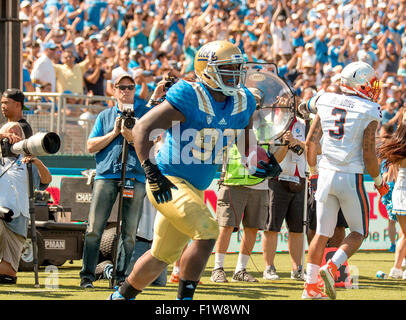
[0,251,405,300]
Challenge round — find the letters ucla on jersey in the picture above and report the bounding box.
[315,92,381,173]
[155,79,256,190]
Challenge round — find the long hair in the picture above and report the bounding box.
[377,120,406,168]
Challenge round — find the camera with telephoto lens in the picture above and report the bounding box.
[0,132,61,158]
[119,104,137,130]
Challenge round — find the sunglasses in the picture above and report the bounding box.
[116,85,135,91]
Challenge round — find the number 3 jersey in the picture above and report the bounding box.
[155,79,256,190]
[313,92,382,174]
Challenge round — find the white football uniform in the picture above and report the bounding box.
[309,92,381,238]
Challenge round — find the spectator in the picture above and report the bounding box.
[53,46,95,95]
[84,56,113,96]
[79,73,150,288]
[30,42,57,92]
[106,50,135,97]
[160,31,183,60]
[65,0,86,34]
[73,37,87,63]
[270,2,293,64]
[84,0,108,32]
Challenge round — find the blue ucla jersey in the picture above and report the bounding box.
[155,80,256,190]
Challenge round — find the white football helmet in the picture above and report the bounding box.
[340,61,381,102]
[194,40,246,96]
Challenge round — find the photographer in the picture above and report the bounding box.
[79,74,151,288]
[1,89,33,139]
[262,113,307,281]
[0,122,51,284]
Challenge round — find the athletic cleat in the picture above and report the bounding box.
[319,259,337,300]
[302,283,328,299]
[263,266,280,280]
[107,290,134,300]
[231,269,258,282]
[169,273,179,283]
[389,267,403,279]
[210,268,228,283]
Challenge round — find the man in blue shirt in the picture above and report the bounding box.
[108,41,281,300]
[79,74,151,288]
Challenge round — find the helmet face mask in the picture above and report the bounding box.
[195,41,246,96]
[340,61,381,102]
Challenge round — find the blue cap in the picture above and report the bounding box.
[89,34,99,41]
[62,40,73,50]
[144,46,153,54]
[386,97,396,104]
[44,41,57,50]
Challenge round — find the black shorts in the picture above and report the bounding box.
[307,194,348,230]
[265,180,305,233]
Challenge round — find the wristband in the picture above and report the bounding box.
[372,175,383,187]
[309,166,318,176]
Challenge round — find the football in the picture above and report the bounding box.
[246,146,270,169]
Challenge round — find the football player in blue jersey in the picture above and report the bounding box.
[108,40,282,300]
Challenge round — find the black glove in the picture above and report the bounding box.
[252,151,282,179]
[0,207,14,223]
[141,159,178,204]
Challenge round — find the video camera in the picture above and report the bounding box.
[119,104,137,130]
[0,132,61,158]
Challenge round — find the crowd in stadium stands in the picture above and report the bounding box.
[18,0,406,129]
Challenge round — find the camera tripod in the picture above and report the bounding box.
[109,138,129,289]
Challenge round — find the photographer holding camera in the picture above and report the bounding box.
[262,113,307,281]
[0,122,52,284]
[79,73,152,288]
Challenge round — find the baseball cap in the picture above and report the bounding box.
[74,37,85,46]
[2,88,29,110]
[35,24,46,32]
[114,73,135,86]
[386,97,396,104]
[43,41,57,50]
[20,0,30,8]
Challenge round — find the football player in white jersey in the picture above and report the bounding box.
[301,61,389,299]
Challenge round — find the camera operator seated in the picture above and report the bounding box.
[0,122,52,284]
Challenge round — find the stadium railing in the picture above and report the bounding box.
[22,92,115,155]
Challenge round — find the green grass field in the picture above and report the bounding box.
[0,251,405,301]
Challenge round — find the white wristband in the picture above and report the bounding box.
[372,175,383,187]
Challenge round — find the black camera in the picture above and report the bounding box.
[164,76,178,91]
[288,144,304,156]
[0,138,14,157]
[281,139,304,156]
[120,105,137,130]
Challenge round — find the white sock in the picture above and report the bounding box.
[306,263,320,284]
[402,258,406,268]
[235,253,250,273]
[331,248,348,269]
[172,265,180,275]
[214,253,226,270]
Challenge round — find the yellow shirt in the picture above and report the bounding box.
[53,60,89,94]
